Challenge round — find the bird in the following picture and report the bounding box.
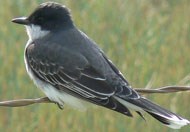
[12,2,189,129]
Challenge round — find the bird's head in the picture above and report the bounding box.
[12,2,74,40]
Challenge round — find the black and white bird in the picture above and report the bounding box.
[12,2,189,129]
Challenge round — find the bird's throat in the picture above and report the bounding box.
[25,24,50,41]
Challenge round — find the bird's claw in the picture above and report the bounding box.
[53,102,64,110]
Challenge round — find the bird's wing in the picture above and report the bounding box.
[26,42,134,116]
[26,43,114,98]
[101,52,140,99]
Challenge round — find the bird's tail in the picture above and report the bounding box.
[114,96,189,129]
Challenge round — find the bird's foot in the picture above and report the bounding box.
[57,103,64,110]
[53,101,64,110]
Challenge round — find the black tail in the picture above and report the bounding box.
[115,96,189,129]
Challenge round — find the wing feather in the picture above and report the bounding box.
[27,45,114,98]
[26,42,133,116]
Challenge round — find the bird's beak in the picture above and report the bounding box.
[12,17,30,25]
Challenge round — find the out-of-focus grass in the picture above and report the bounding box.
[0,0,189,131]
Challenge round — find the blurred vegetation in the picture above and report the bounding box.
[0,0,190,131]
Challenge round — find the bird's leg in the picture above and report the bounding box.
[52,101,64,110]
[57,103,64,110]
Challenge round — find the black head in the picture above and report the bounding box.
[12,2,74,31]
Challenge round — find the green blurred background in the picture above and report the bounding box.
[0,0,190,131]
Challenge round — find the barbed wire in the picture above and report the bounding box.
[0,86,189,107]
